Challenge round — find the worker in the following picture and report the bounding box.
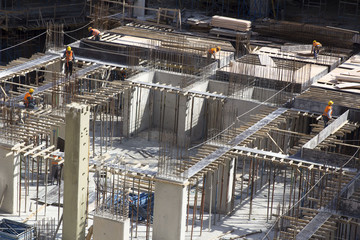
[51,156,63,185]
[24,88,35,109]
[312,40,322,59]
[322,100,333,127]
[120,68,127,81]
[88,27,101,41]
[62,46,75,78]
[208,46,221,60]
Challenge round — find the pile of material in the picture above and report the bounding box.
[334,55,360,89]
[186,17,211,28]
[211,15,251,32]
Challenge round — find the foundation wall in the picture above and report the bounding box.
[186,81,209,141]
[127,71,155,134]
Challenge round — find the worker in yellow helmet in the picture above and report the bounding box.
[120,68,127,81]
[51,155,63,185]
[88,27,101,41]
[322,100,333,127]
[62,46,76,78]
[24,88,35,109]
[312,40,322,59]
[207,46,221,60]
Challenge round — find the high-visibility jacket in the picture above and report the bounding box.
[91,28,100,36]
[208,47,219,54]
[51,156,62,165]
[313,41,322,47]
[24,92,33,106]
[65,50,73,63]
[323,105,332,118]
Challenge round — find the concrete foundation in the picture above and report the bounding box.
[93,214,129,240]
[0,144,19,214]
[63,103,90,240]
[153,179,187,240]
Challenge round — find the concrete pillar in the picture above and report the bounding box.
[0,144,19,214]
[205,158,235,214]
[133,0,145,18]
[153,179,187,240]
[93,214,129,240]
[63,103,90,240]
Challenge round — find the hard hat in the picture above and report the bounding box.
[88,27,92,31]
[313,40,317,43]
[67,46,71,51]
[29,88,34,94]
[217,46,221,51]
[328,100,334,105]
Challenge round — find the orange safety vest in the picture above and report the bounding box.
[208,48,219,54]
[323,105,332,118]
[52,157,62,165]
[24,92,33,105]
[313,42,322,47]
[66,50,73,63]
[91,28,100,36]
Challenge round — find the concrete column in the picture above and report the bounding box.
[205,158,235,214]
[0,144,19,214]
[133,0,145,18]
[63,103,90,240]
[153,179,187,240]
[93,214,129,240]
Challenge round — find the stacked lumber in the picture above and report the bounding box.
[211,15,251,32]
[334,68,360,89]
[187,17,211,28]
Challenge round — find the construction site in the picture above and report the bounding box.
[1,0,360,240]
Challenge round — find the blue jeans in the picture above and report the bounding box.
[322,115,330,127]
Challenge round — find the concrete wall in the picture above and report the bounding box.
[208,80,269,128]
[185,81,209,141]
[0,144,19,214]
[207,80,229,95]
[152,71,183,134]
[154,71,184,86]
[126,71,155,135]
[93,215,129,240]
[222,97,269,128]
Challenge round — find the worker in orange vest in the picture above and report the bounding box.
[208,46,221,60]
[24,88,35,109]
[322,100,333,127]
[312,40,322,59]
[88,27,101,41]
[120,68,127,81]
[51,156,63,185]
[62,46,75,78]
